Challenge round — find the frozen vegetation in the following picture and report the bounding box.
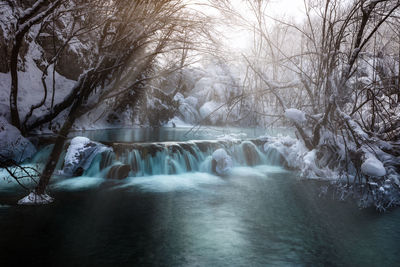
[284,109,306,124]
[0,0,399,210]
[361,155,387,177]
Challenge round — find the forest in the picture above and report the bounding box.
[0,0,400,266]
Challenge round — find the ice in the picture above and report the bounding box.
[361,155,386,177]
[284,108,306,123]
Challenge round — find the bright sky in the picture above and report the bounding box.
[188,0,306,52]
[268,0,305,19]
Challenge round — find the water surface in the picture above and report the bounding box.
[1,127,399,266]
[0,166,399,266]
[68,126,292,143]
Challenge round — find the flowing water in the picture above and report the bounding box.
[1,127,400,266]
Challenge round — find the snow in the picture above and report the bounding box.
[212,148,233,175]
[284,108,306,123]
[0,118,36,162]
[172,62,245,126]
[173,92,185,103]
[199,101,224,124]
[165,116,193,127]
[62,136,111,176]
[0,103,10,122]
[0,40,75,124]
[184,96,198,108]
[263,136,337,179]
[216,133,247,142]
[17,192,54,205]
[361,155,386,177]
[65,137,91,165]
[178,99,200,123]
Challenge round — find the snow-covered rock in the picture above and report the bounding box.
[62,136,111,176]
[17,192,54,205]
[361,155,386,177]
[284,108,306,123]
[0,118,36,163]
[212,148,233,175]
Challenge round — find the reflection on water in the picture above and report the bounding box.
[1,165,400,266]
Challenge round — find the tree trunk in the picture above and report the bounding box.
[35,98,82,194]
[9,34,24,129]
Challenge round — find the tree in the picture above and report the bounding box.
[214,0,400,209]
[30,0,208,195]
[7,0,62,130]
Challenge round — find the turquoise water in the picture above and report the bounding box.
[1,127,399,266]
[1,167,400,266]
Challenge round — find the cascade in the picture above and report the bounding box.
[89,139,283,178]
[29,138,285,179]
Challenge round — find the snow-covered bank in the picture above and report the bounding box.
[0,118,36,163]
[263,135,338,179]
[260,133,400,210]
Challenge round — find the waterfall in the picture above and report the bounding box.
[81,139,283,179]
[29,138,285,180]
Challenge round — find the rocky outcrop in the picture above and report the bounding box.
[62,136,111,177]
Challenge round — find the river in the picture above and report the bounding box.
[0,127,399,266]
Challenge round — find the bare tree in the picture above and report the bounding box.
[213,0,400,209]
[7,0,62,130]
[31,0,208,195]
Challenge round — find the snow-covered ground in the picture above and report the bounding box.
[0,40,75,128]
[0,118,36,163]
